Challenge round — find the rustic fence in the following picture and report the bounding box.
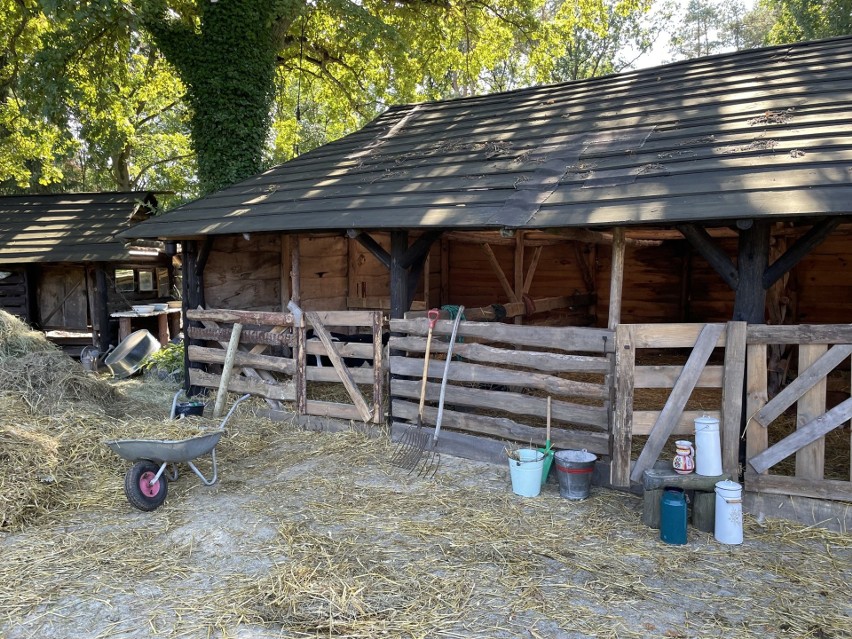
[388,318,614,455]
[744,325,852,503]
[185,308,384,423]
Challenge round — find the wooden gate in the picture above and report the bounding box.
[610,322,747,487]
[185,308,385,423]
[745,325,852,502]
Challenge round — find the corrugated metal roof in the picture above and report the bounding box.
[124,36,852,240]
[0,192,158,263]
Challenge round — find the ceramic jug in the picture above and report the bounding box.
[672,440,695,475]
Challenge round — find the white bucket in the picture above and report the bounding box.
[695,415,723,476]
[508,449,544,497]
[714,480,743,545]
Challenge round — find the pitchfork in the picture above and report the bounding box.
[391,309,439,475]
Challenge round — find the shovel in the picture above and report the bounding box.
[539,396,554,485]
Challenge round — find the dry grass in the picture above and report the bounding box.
[1,311,850,638]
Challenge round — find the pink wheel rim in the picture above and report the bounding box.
[139,471,161,498]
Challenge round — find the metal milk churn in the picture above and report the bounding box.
[714,480,743,545]
[660,487,688,545]
[694,415,723,476]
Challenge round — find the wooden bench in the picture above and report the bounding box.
[641,467,732,533]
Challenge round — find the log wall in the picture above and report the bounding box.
[200,224,851,326]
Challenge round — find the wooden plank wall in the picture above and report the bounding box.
[388,319,615,455]
[206,235,282,311]
[201,224,850,327]
[0,267,29,322]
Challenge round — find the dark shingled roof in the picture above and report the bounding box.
[124,36,852,241]
[0,192,159,263]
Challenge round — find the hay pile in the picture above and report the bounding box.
[0,310,225,530]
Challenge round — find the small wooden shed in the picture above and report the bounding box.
[0,192,176,353]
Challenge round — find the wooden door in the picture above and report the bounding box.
[38,265,89,329]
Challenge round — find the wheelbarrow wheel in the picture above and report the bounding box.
[124,461,168,511]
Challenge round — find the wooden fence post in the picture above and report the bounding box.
[610,324,635,487]
[722,321,747,477]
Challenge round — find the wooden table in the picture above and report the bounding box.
[111,308,182,345]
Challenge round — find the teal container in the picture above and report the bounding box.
[660,487,688,545]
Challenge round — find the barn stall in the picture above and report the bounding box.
[122,37,852,530]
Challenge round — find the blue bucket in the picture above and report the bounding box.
[508,449,544,497]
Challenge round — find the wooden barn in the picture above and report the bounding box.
[0,192,178,354]
[122,37,852,530]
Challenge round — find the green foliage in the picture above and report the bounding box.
[764,0,852,43]
[142,340,184,377]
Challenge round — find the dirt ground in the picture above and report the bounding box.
[1,380,851,639]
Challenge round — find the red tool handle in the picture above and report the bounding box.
[427,308,440,328]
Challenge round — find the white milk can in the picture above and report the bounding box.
[694,415,723,476]
[714,480,743,545]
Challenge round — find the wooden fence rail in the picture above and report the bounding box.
[388,318,614,456]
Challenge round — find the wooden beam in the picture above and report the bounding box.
[348,230,391,270]
[607,227,625,330]
[481,242,518,303]
[400,230,442,269]
[763,217,843,289]
[749,396,852,475]
[677,224,739,290]
[544,227,661,247]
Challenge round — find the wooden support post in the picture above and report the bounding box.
[372,311,384,423]
[290,235,301,307]
[733,220,769,323]
[390,231,409,320]
[94,264,111,352]
[607,227,625,330]
[213,322,243,418]
[795,344,827,480]
[440,236,450,306]
[514,231,524,325]
[610,324,635,487]
[721,321,747,477]
[280,235,291,309]
[745,343,769,473]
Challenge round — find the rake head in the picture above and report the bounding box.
[390,427,440,478]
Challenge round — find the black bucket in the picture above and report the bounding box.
[554,449,597,500]
[173,402,205,419]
